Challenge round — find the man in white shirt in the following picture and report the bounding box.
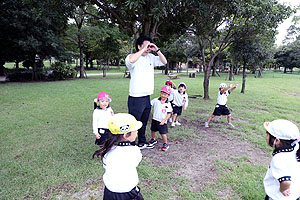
[125,35,167,149]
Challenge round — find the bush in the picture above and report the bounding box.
[50,62,76,80]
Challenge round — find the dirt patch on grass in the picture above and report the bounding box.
[143,119,269,193]
[283,92,300,98]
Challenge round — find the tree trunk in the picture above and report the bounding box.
[229,64,233,81]
[203,59,214,100]
[15,60,19,69]
[241,62,246,93]
[284,67,287,73]
[212,64,216,76]
[79,35,85,78]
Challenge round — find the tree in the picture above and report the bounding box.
[0,0,72,68]
[188,0,292,99]
[89,0,190,40]
[275,41,300,73]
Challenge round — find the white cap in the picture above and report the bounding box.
[219,83,227,88]
[264,119,300,140]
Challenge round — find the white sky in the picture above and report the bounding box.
[275,0,300,46]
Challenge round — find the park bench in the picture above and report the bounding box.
[123,70,130,78]
[167,73,179,79]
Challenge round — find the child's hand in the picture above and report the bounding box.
[229,83,233,88]
[96,133,101,139]
[160,120,165,125]
[235,83,239,87]
[184,107,187,111]
[281,188,290,197]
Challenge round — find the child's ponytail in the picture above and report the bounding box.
[92,133,123,161]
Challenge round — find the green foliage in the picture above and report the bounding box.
[50,62,76,80]
[275,41,300,71]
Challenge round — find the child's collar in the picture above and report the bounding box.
[96,105,110,110]
[117,141,135,146]
[158,97,169,103]
[178,90,185,94]
[272,146,295,156]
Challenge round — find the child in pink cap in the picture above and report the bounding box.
[147,85,173,151]
[92,92,114,146]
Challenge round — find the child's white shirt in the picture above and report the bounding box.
[217,91,230,105]
[103,145,142,192]
[92,107,114,135]
[169,88,188,108]
[125,54,164,97]
[263,143,300,200]
[151,97,172,123]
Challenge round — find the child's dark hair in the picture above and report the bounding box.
[267,131,300,161]
[93,132,132,162]
[135,35,153,51]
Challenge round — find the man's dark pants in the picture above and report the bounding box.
[128,95,151,145]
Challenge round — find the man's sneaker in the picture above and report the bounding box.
[161,143,169,151]
[171,122,175,127]
[147,138,157,148]
[227,123,235,128]
[174,121,181,126]
[204,122,209,128]
[168,118,173,123]
[138,143,148,150]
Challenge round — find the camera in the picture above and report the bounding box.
[147,45,154,48]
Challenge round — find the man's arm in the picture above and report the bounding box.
[157,50,167,65]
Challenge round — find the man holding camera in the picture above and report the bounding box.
[125,35,167,149]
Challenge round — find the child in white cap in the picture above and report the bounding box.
[93,113,144,200]
[147,85,173,151]
[169,82,188,127]
[204,83,238,128]
[263,119,300,200]
[92,92,114,146]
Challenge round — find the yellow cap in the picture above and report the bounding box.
[108,113,142,134]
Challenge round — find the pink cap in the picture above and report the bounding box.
[165,80,173,85]
[97,92,111,102]
[161,85,172,95]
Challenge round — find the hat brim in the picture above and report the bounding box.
[264,122,273,135]
[131,121,143,132]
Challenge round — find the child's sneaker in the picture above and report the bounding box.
[161,143,169,151]
[227,123,235,128]
[169,118,172,123]
[147,138,157,148]
[174,121,181,126]
[171,122,175,127]
[204,122,209,128]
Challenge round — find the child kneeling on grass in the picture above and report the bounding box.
[204,83,238,128]
[93,113,144,200]
[147,85,173,151]
[263,119,300,200]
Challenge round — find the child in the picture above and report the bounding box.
[94,113,144,200]
[165,80,176,123]
[263,119,300,200]
[147,85,173,151]
[204,83,238,128]
[170,82,188,127]
[93,92,114,146]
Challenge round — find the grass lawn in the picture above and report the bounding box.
[1,71,300,199]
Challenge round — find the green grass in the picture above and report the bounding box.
[1,71,300,199]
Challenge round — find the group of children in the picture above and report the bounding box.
[92,82,300,200]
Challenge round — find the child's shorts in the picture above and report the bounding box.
[172,105,183,115]
[103,186,144,200]
[95,128,111,145]
[151,120,168,134]
[212,104,230,116]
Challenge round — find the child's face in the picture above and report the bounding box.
[160,91,170,100]
[179,86,186,93]
[98,99,109,109]
[126,130,138,142]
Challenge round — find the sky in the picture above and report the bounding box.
[275,0,300,46]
